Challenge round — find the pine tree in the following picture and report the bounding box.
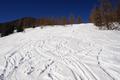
[116,2,120,24]
[0,24,7,37]
[90,6,102,27]
[100,0,113,29]
[69,15,75,25]
[16,26,24,32]
[62,16,67,25]
[77,16,82,24]
[16,20,24,32]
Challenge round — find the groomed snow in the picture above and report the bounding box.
[0,23,120,80]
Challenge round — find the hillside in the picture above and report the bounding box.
[0,17,82,37]
[0,24,120,80]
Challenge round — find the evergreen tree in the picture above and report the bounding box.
[16,26,24,32]
[116,2,120,24]
[77,16,82,24]
[62,16,67,25]
[0,24,7,37]
[100,0,113,29]
[16,20,24,32]
[69,14,75,25]
[90,6,102,27]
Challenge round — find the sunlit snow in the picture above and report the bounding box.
[0,24,120,80]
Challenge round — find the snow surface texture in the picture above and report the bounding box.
[0,24,120,80]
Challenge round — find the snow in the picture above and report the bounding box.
[0,23,120,80]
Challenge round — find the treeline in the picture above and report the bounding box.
[0,16,82,37]
[89,0,120,30]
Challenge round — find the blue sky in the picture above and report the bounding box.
[0,0,116,23]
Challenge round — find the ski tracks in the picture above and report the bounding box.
[0,35,120,80]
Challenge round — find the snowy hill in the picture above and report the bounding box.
[0,23,120,80]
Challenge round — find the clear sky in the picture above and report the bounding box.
[0,0,116,23]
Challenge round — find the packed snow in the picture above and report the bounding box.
[0,24,120,80]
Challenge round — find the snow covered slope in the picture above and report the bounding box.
[0,23,120,80]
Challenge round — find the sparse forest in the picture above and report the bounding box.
[90,0,120,30]
[0,16,83,37]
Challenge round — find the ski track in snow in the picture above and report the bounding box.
[0,24,120,80]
